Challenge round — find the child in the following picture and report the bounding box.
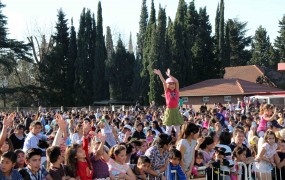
[46,146,74,180]
[23,121,46,152]
[192,151,206,178]
[231,147,246,180]
[166,148,186,180]
[208,148,232,179]
[105,145,136,179]
[65,127,93,179]
[249,136,259,158]
[146,129,154,144]
[19,148,52,180]
[90,134,110,179]
[0,151,22,179]
[255,130,278,180]
[130,155,151,180]
[14,149,25,169]
[154,68,184,135]
[97,114,117,147]
[257,104,277,137]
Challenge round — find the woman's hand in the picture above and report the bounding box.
[153,69,162,75]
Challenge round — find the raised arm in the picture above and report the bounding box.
[166,68,179,90]
[52,114,67,146]
[263,107,277,121]
[0,113,14,147]
[153,69,167,92]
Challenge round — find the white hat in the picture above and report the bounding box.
[124,124,132,131]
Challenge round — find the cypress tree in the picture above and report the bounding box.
[218,0,225,76]
[148,5,167,105]
[93,1,107,101]
[142,0,156,104]
[65,18,77,106]
[74,9,94,105]
[110,37,134,100]
[128,32,134,54]
[133,0,148,104]
[170,0,187,87]
[192,7,214,82]
[186,0,198,83]
[105,26,114,99]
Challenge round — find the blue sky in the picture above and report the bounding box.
[2,0,285,45]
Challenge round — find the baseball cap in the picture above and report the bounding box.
[124,124,132,131]
[166,77,175,84]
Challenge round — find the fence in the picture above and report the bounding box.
[0,105,134,113]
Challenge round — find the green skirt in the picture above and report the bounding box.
[163,108,184,126]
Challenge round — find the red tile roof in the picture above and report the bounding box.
[179,78,284,97]
[224,65,265,83]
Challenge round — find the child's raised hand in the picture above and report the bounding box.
[166,68,171,77]
[153,69,161,75]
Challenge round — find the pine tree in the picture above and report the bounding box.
[40,8,69,106]
[225,19,252,66]
[274,15,285,63]
[248,26,272,67]
[0,2,32,73]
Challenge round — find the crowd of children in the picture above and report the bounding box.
[0,69,285,180]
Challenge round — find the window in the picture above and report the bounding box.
[182,97,188,102]
[224,96,231,102]
[202,97,209,102]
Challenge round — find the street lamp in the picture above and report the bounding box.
[0,77,8,107]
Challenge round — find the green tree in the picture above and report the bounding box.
[225,19,252,66]
[148,5,167,104]
[248,26,272,67]
[142,0,156,104]
[74,9,94,105]
[274,15,285,63]
[192,7,214,82]
[109,37,134,100]
[40,8,69,106]
[65,18,77,106]
[133,0,148,104]
[105,26,114,99]
[93,1,107,101]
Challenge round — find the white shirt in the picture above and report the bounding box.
[23,132,46,152]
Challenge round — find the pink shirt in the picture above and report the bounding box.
[165,89,179,108]
[257,114,267,132]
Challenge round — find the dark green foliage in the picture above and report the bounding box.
[109,37,134,100]
[274,15,285,63]
[65,18,77,106]
[39,9,69,106]
[94,1,107,101]
[248,26,272,67]
[74,9,94,105]
[148,6,167,104]
[224,19,252,66]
